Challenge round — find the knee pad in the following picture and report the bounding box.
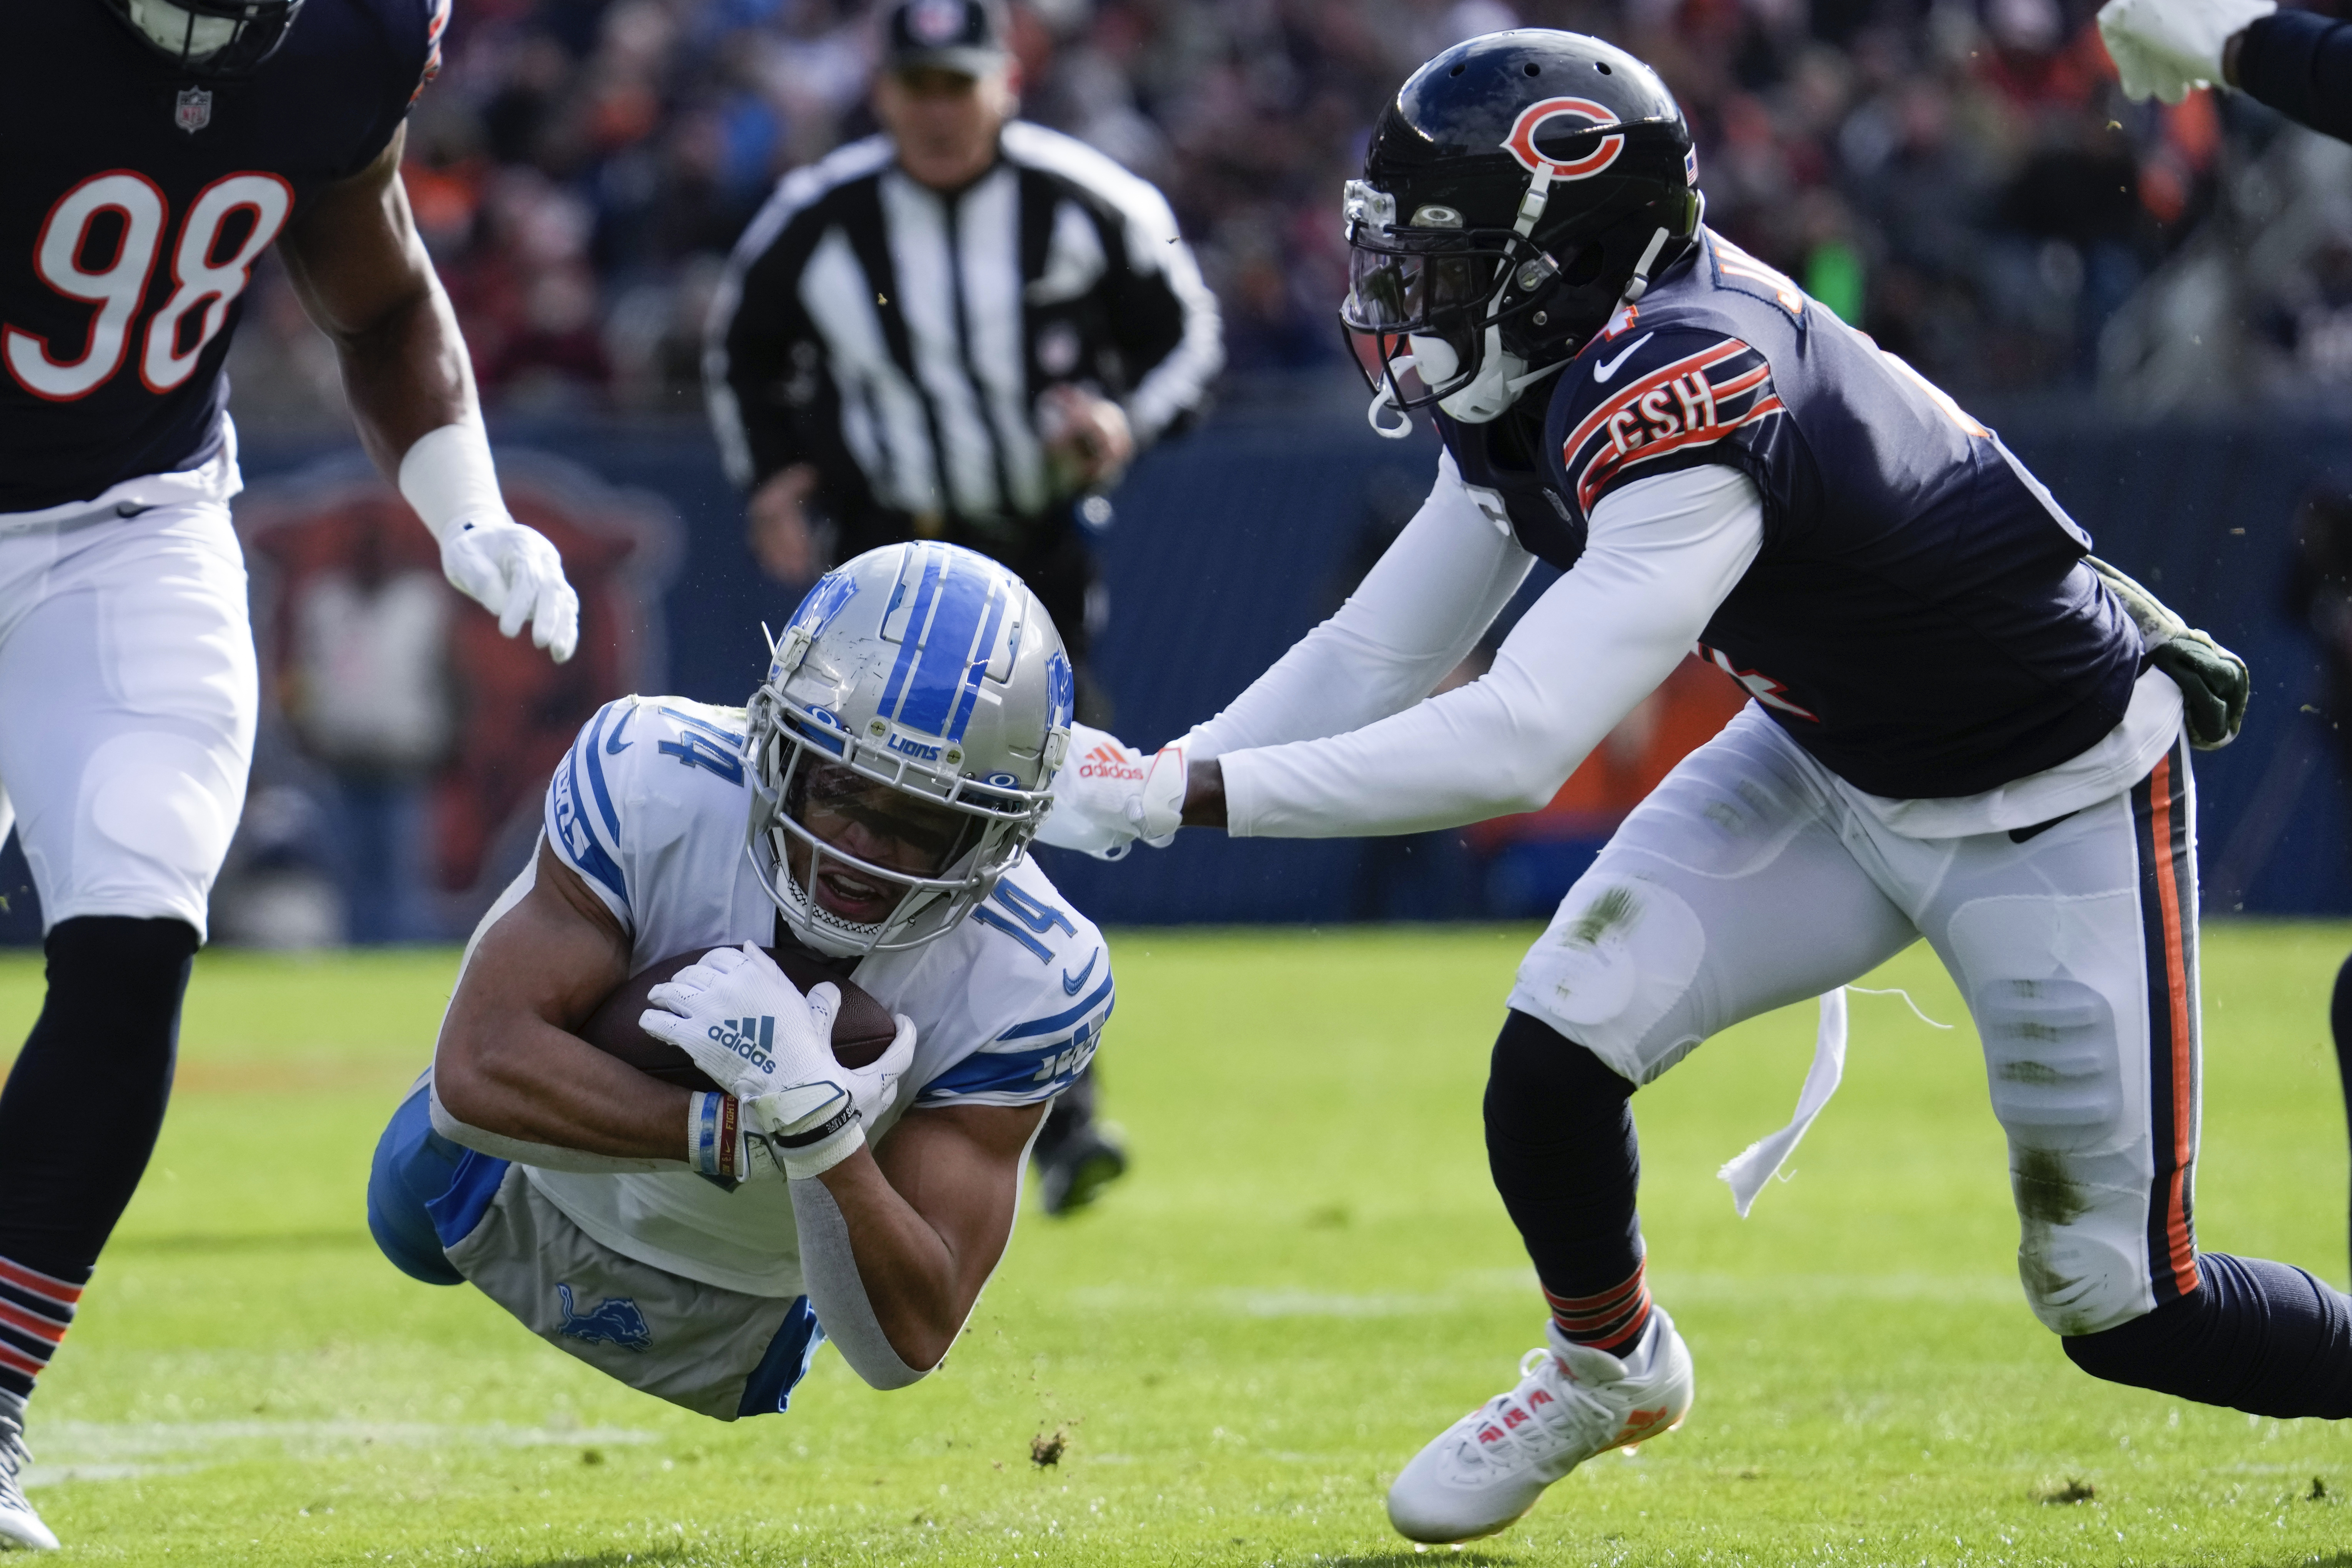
[1507,874,1707,1081]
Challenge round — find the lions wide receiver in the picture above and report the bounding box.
[0,0,577,1548]
[367,544,1109,1420]
[1043,30,2350,1546]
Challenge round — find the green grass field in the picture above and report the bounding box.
[5,922,2352,1565]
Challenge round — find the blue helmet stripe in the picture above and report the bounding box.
[877,549,945,720]
[891,554,995,738]
[941,584,1007,743]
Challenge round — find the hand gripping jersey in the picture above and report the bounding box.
[1439,228,2142,802]
[532,695,1112,1297]
[0,0,443,513]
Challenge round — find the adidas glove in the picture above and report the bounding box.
[640,944,869,1181]
[2088,556,2250,750]
[2097,0,2272,103]
[1033,722,1189,861]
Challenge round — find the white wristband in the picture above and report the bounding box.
[398,421,506,545]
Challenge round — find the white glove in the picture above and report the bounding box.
[2098,0,2272,102]
[640,944,867,1180]
[440,516,581,664]
[852,1014,920,1131]
[1033,723,1189,861]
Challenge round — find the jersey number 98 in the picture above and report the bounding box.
[5,171,293,402]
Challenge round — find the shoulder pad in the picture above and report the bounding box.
[918,868,1113,1107]
[543,698,752,925]
[1551,324,1781,521]
[544,698,640,921]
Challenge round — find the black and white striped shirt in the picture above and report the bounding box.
[705,123,1222,535]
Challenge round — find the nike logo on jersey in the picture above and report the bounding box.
[1061,950,1100,996]
[605,711,633,753]
[1590,333,1655,383]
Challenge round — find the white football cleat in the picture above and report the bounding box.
[0,1415,56,1550]
[1387,1305,1694,1544]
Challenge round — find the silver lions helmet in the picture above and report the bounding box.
[745,542,1074,958]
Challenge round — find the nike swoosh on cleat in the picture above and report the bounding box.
[1590,333,1655,384]
[605,710,633,753]
[1061,950,1099,995]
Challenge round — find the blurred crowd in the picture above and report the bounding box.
[220,0,2338,427]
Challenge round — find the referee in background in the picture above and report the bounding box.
[705,0,1222,1214]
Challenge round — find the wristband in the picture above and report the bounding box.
[687,1091,744,1179]
[397,421,506,545]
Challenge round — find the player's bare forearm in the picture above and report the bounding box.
[278,124,475,481]
[814,1101,1045,1367]
[435,841,687,1159]
[1182,757,1227,829]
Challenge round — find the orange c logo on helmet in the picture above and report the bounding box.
[1501,96,1625,180]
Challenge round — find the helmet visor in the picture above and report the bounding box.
[1342,240,1493,334]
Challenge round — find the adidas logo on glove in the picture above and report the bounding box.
[1076,743,1146,782]
[707,1016,779,1075]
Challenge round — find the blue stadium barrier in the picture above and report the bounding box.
[1,392,2342,945]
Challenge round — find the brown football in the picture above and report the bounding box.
[575,945,899,1094]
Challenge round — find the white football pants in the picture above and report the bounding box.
[1509,705,2201,1337]
[0,443,258,941]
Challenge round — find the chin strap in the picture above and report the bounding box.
[1367,359,1419,439]
[1620,226,1672,305]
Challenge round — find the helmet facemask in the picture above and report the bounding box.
[102,0,308,76]
[745,686,1048,959]
[1342,178,1565,432]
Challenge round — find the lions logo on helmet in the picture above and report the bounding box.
[1341,30,1702,433]
[745,542,1072,958]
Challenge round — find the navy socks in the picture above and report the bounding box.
[0,916,195,1400]
[1484,1008,1652,1350]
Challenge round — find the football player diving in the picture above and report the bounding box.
[367,543,1112,1425]
[0,0,581,1550]
[1040,29,2349,1546]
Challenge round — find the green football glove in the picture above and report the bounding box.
[2086,556,2250,751]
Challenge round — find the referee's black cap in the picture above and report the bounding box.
[882,0,1010,78]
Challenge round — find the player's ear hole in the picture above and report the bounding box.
[1562,244,1606,286]
[1596,61,1613,73]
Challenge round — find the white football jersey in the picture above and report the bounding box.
[524,694,1112,1297]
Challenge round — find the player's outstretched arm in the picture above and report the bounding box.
[790,1101,1049,1386]
[434,841,691,1162]
[278,125,580,663]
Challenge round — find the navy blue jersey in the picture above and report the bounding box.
[1448,227,2140,801]
[0,0,442,513]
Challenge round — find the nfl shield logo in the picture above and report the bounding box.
[174,86,212,135]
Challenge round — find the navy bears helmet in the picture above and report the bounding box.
[1344,31,1701,427]
[99,0,308,76]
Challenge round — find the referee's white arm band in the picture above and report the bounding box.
[398,421,506,545]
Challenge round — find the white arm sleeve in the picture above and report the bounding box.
[1185,450,1535,761]
[1218,464,1766,838]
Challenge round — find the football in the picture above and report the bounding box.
[574,945,900,1093]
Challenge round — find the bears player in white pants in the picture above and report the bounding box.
[1043,30,2349,1547]
[367,544,1109,1421]
[0,0,578,1548]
